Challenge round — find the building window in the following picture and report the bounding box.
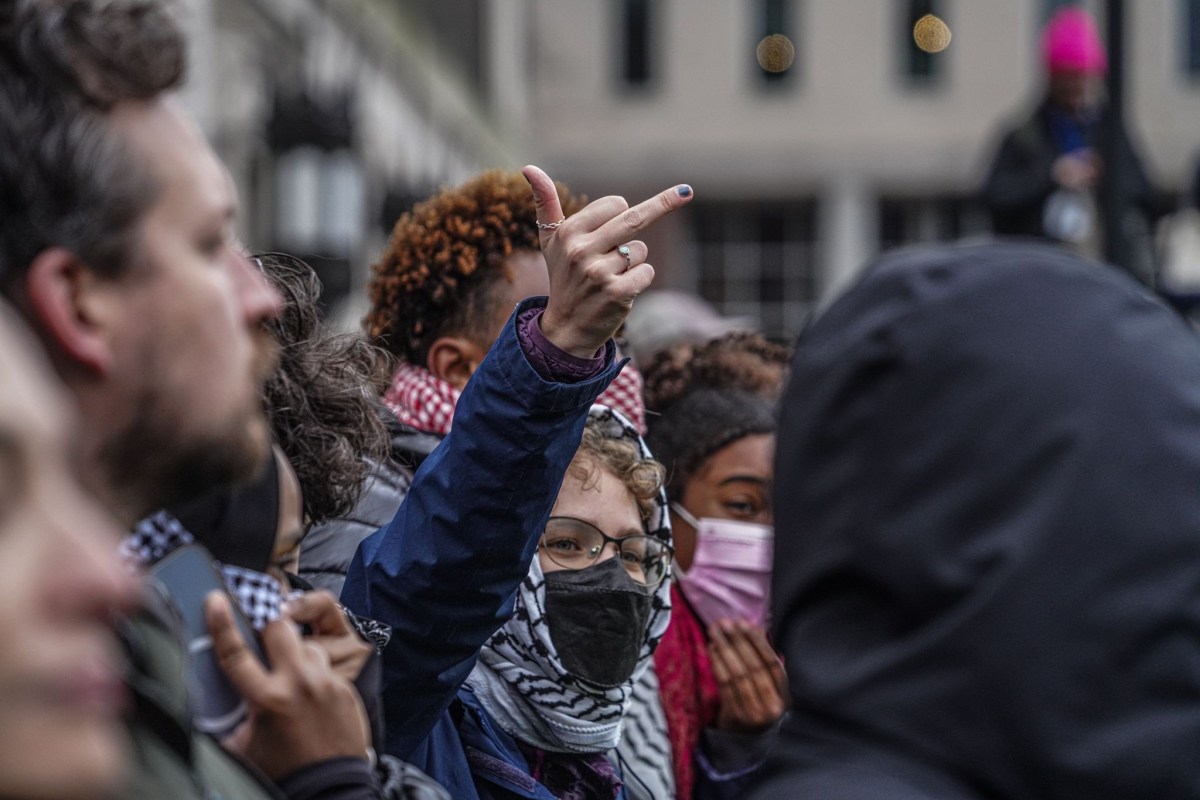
[690,201,817,339]
[757,0,797,88]
[1042,0,1106,26]
[267,91,363,309]
[1184,0,1200,79]
[621,0,654,88]
[902,0,944,85]
[1043,0,1082,22]
[879,195,987,253]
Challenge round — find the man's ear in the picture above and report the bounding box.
[426,336,486,391]
[23,248,119,376]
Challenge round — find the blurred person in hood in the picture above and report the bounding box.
[754,241,1200,798]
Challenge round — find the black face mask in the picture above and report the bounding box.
[543,557,654,688]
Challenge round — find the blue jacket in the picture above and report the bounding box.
[413,688,629,800]
[341,298,623,798]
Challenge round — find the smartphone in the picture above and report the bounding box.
[149,544,265,737]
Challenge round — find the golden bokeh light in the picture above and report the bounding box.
[756,34,796,73]
[913,14,952,54]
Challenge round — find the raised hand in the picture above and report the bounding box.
[1052,150,1101,190]
[708,619,789,733]
[205,592,370,780]
[524,164,693,357]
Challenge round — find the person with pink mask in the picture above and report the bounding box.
[638,337,788,800]
[983,6,1165,282]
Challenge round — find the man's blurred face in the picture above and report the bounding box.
[95,99,281,515]
[0,306,137,800]
[1049,69,1098,115]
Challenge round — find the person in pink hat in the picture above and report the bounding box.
[983,6,1165,283]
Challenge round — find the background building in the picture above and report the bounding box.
[504,0,1200,337]
[184,0,1200,339]
[179,0,514,323]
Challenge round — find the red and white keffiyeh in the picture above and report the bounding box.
[598,362,646,435]
[383,354,646,436]
[382,362,461,435]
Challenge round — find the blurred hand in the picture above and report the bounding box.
[284,590,373,683]
[1052,151,1101,191]
[525,164,694,357]
[708,620,788,733]
[205,592,369,780]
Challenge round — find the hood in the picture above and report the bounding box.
[763,242,1200,798]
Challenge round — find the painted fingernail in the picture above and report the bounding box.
[677,185,693,198]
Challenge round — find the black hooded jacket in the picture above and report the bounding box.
[754,242,1200,798]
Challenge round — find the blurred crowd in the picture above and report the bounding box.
[2,2,1200,800]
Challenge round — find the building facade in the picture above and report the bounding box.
[180,0,1200,340]
[492,0,1200,338]
[179,0,516,323]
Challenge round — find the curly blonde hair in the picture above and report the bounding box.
[569,418,666,524]
[365,170,585,365]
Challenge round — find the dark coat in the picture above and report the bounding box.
[755,242,1200,798]
[298,422,441,597]
[982,99,1167,280]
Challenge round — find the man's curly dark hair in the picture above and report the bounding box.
[365,169,585,365]
[258,253,393,525]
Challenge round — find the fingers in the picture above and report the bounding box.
[284,590,352,639]
[612,261,656,299]
[301,640,333,672]
[523,165,565,241]
[310,635,372,682]
[709,621,786,728]
[567,195,631,233]
[525,164,692,253]
[592,183,693,251]
[742,623,789,696]
[256,613,307,674]
[617,240,649,269]
[206,592,271,697]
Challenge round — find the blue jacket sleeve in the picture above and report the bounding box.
[340,297,622,760]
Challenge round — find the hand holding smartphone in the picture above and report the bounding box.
[149,544,265,737]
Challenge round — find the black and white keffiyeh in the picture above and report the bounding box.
[127,511,395,651]
[464,406,673,754]
[125,511,284,630]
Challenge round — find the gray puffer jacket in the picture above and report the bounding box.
[299,425,442,596]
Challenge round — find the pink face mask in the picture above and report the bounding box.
[673,503,774,629]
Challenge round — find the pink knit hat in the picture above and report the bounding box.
[1042,6,1108,75]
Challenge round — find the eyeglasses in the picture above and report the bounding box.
[539,516,673,586]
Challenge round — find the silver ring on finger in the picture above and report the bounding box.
[618,244,632,270]
[536,217,566,231]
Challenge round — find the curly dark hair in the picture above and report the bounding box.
[642,331,792,415]
[0,0,186,293]
[258,253,393,525]
[365,169,585,365]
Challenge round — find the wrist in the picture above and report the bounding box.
[539,309,601,359]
